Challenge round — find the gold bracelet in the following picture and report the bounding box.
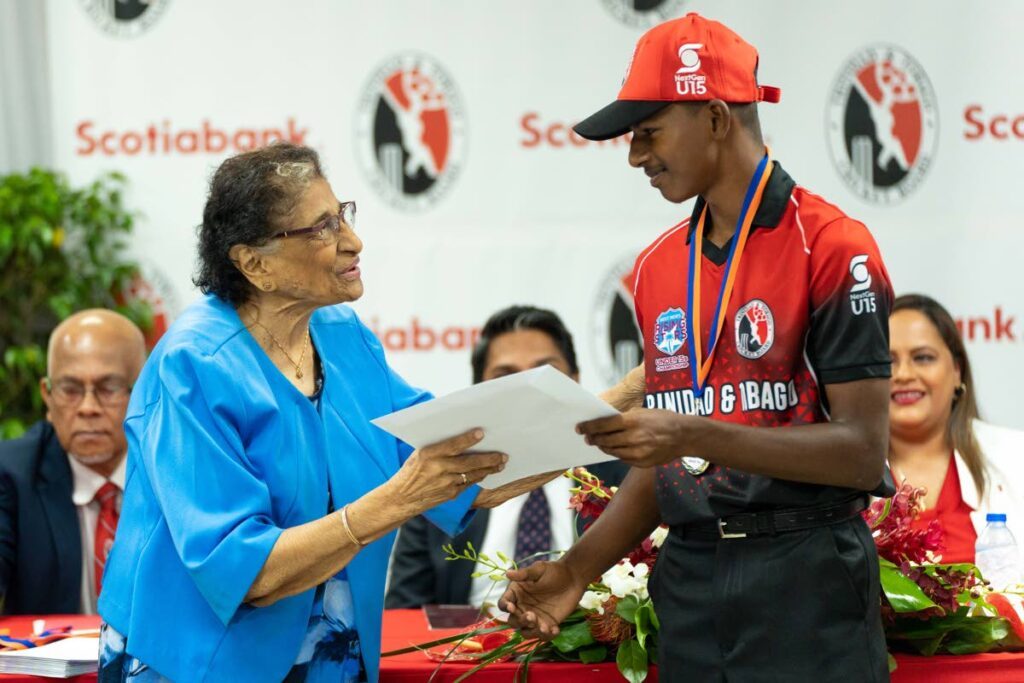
[339,505,365,548]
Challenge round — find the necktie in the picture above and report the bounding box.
[514,487,552,567]
[93,482,121,598]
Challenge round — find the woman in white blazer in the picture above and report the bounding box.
[889,294,1024,563]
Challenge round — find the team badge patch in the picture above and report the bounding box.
[681,456,710,476]
[734,299,774,360]
[653,307,690,373]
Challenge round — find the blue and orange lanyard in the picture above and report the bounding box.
[686,151,774,398]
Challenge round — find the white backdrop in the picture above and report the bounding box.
[45,0,1024,429]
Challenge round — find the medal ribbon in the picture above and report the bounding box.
[687,152,774,398]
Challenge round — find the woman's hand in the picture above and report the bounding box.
[385,429,507,516]
[472,470,564,509]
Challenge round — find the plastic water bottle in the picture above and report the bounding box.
[975,513,1021,591]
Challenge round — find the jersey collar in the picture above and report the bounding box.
[686,161,797,246]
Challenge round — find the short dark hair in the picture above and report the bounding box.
[471,305,579,384]
[193,142,325,306]
[730,102,762,140]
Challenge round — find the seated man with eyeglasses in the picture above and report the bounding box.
[0,309,146,614]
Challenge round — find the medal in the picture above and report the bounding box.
[680,151,773,477]
[681,456,710,476]
[686,151,774,398]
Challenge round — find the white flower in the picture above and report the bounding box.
[649,526,668,548]
[633,562,650,580]
[601,560,649,600]
[579,589,610,614]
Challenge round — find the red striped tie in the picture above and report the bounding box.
[93,482,121,598]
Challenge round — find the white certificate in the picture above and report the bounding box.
[371,365,620,488]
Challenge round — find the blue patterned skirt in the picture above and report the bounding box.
[99,577,365,682]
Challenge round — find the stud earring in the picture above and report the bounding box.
[262,282,273,291]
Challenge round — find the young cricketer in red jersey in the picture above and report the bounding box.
[501,13,893,681]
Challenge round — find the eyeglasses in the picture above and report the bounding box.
[271,201,356,242]
[44,377,132,408]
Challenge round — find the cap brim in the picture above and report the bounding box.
[573,100,670,141]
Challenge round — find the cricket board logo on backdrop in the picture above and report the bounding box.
[734,299,774,359]
[590,256,644,386]
[78,0,169,38]
[827,44,938,204]
[116,261,180,349]
[601,0,688,28]
[355,53,466,211]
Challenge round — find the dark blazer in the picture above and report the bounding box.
[0,421,82,614]
[385,460,630,608]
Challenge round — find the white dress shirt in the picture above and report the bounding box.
[468,475,576,607]
[66,454,126,614]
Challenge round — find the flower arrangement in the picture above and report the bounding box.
[384,473,1024,680]
[382,467,665,682]
[862,483,1024,662]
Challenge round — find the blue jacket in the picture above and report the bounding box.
[99,295,476,682]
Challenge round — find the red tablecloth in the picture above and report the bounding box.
[3,612,1024,682]
[380,609,653,682]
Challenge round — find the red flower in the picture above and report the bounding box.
[863,484,944,564]
[425,619,519,662]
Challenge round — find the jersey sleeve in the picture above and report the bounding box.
[806,217,893,384]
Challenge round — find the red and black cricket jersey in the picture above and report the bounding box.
[632,163,893,526]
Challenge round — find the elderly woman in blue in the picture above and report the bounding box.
[97,143,545,682]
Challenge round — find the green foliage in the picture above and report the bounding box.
[615,639,648,683]
[551,620,596,653]
[0,168,151,438]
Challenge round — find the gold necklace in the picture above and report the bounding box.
[249,319,310,379]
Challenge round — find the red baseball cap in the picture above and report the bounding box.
[574,13,781,141]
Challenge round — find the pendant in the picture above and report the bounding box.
[681,456,710,476]
[296,368,304,379]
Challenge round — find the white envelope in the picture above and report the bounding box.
[371,365,620,488]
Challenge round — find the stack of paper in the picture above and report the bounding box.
[0,636,99,677]
[372,365,620,488]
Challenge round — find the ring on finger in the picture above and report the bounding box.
[460,472,468,486]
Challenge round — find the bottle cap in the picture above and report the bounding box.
[987,513,1008,522]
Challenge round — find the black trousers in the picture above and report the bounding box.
[649,516,889,682]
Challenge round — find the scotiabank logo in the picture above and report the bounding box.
[366,316,480,352]
[964,105,1024,140]
[520,113,630,149]
[75,118,309,156]
[956,307,1018,343]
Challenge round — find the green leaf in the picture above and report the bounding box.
[551,621,595,653]
[616,595,640,624]
[635,602,656,649]
[615,639,649,683]
[578,644,608,664]
[879,564,939,613]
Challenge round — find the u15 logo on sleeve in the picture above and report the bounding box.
[849,254,877,315]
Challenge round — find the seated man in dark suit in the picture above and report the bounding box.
[386,305,630,608]
[0,309,146,614]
